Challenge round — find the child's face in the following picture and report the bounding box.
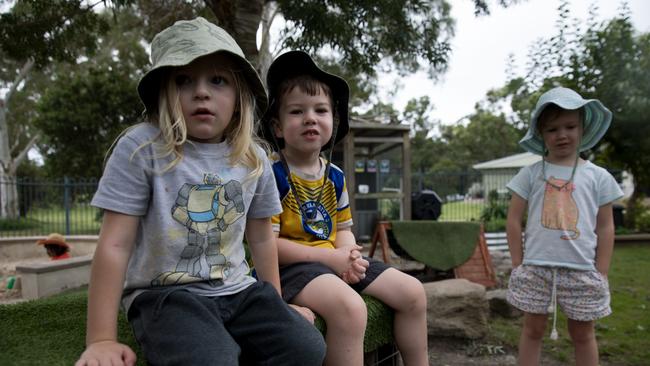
[540,109,583,161]
[275,86,333,155]
[174,53,237,143]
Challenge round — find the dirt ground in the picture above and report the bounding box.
[426,336,569,366]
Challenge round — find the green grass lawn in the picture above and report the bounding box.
[487,243,650,365]
[439,200,484,221]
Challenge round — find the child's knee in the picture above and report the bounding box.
[567,320,595,343]
[522,317,547,340]
[290,327,327,365]
[403,277,427,312]
[325,293,367,329]
[522,325,546,340]
[388,274,426,313]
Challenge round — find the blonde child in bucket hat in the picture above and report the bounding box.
[260,51,428,366]
[505,87,623,365]
[76,18,325,366]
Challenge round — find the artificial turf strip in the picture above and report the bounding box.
[390,221,481,270]
[0,289,143,366]
[0,289,393,365]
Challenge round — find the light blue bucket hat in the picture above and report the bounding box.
[137,17,267,118]
[519,87,612,155]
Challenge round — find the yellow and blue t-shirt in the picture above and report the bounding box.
[271,156,353,249]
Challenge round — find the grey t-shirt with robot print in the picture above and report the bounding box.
[92,123,282,312]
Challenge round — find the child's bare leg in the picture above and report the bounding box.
[293,274,367,366]
[363,268,428,366]
[518,312,548,366]
[567,319,598,366]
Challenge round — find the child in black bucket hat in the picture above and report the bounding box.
[261,51,429,366]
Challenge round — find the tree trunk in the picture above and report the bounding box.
[625,173,649,230]
[0,58,35,219]
[206,0,265,68]
[258,1,278,81]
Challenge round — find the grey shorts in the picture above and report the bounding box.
[279,256,390,302]
[507,264,611,321]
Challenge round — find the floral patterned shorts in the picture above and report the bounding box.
[507,265,611,321]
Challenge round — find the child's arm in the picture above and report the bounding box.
[246,217,281,295]
[276,234,364,278]
[595,203,615,276]
[76,211,138,366]
[506,193,527,267]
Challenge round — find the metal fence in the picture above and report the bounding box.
[0,177,100,237]
[0,172,515,238]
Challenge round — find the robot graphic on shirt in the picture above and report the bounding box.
[152,173,245,287]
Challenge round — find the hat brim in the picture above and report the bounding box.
[37,239,70,249]
[519,88,612,155]
[260,51,349,151]
[137,50,268,120]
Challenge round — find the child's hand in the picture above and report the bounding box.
[341,257,369,284]
[288,303,316,324]
[330,246,362,275]
[75,340,136,366]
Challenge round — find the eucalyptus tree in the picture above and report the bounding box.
[0,0,109,217]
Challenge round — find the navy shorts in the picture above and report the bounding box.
[279,256,390,302]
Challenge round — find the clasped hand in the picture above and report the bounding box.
[335,245,369,284]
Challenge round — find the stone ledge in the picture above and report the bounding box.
[15,254,93,273]
[15,254,93,300]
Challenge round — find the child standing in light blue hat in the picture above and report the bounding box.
[76,17,325,366]
[505,87,623,365]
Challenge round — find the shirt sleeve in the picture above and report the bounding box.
[248,149,283,219]
[336,175,353,229]
[506,166,532,201]
[597,169,624,206]
[91,133,152,216]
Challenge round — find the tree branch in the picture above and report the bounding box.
[10,133,40,175]
[5,58,35,104]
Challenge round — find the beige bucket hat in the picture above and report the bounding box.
[137,17,268,118]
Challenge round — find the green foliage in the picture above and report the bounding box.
[484,218,507,232]
[481,4,650,227]
[277,0,454,78]
[0,0,109,67]
[0,217,37,230]
[633,205,650,233]
[401,94,524,173]
[30,9,148,179]
[34,61,142,178]
[480,190,509,222]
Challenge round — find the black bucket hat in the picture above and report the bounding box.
[260,51,349,150]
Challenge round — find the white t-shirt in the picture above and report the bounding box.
[507,160,623,270]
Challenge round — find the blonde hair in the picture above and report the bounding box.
[133,63,266,179]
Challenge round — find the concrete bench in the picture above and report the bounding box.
[15,254,93,300]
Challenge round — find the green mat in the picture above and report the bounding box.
[0,290,392,365]
[389,221,480,270]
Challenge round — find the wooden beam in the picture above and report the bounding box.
[402,131,412,220]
